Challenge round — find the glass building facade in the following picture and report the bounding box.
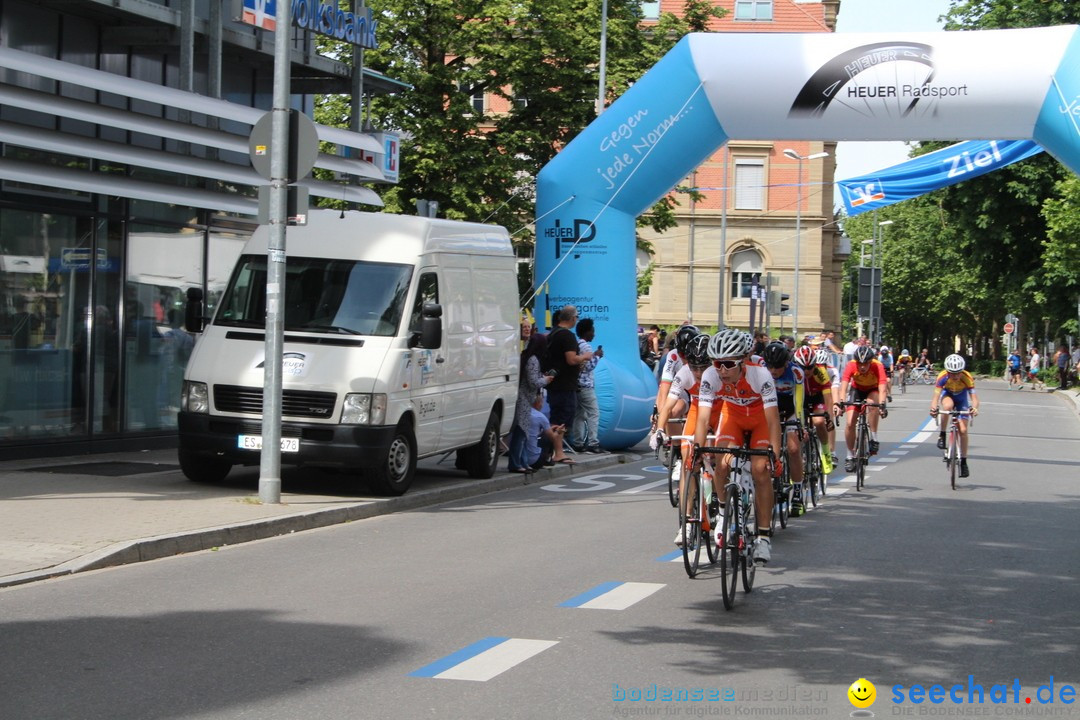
[0,0,397,458]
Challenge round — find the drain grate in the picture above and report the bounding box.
[26,461,180,477]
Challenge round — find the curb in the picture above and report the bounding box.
[0,452,636,589]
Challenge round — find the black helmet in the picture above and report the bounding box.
[684,333,711,367]
[761,341,790,369]
[854,345,876,364]
[674,324,700,355]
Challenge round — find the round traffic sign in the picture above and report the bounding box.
[1004,322,1015,334]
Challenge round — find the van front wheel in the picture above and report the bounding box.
[369,423,416,496]
[465,412,501,479]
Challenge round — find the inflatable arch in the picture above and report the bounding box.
[534,26,1080,449]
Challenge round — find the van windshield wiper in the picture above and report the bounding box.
[297,324,363,335]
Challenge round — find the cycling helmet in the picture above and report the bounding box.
[814,348,832,366]
[901,349,910,356]
[944,353,966,372]
[674,324,700,356]
[707,328,753,360]
[879,345,891,354]
[683,333,711,367]
[853,345,876,364]
[792,345,815,368]
[761,341,791,369]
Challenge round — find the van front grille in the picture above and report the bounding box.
[213,385,337,419]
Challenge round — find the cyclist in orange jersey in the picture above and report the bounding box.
[836,345,888,473]
[694,329,781,565]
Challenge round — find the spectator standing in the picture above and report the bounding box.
[509,332,553,473]
[1054,344,1070,390]
[571,318,605,452]
[546,305,593,435]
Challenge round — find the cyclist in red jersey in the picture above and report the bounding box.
[694,329,781,565]
[836,345,888,473]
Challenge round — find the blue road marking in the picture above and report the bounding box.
[656,549,682,562]
[408,636,508,677]
[558,581,624,607]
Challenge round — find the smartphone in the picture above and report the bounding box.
[547,368,558,377]
[597,345,603,352]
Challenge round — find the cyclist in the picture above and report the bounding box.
[930,353,980,478]
[895,348,913,387]
[878,345,894,402]
[650,333,721,546]
[694,329,782,564]
[793,346,836,476]
[836,345,888,473]
[652,324,700,436]
[763,342,808,516]
[914,348,933,373]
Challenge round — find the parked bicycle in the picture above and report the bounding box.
[937,408,974,490]
[834,400,886,491]
[695,443,774,611]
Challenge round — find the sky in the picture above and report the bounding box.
[832,0,954,205]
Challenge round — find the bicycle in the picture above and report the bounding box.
[775,418,801,524]
[805,411,833,502]
[695,443,774,611]
[936,408,974,490]
[655,419,687,508]
[835,400,886,492]
[908,364,935,385]
[680,451,719,578]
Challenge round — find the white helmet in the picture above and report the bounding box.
[813,348,831,366]
[879,345,891,354]
[944,354,965,372]
[708,328,753,360]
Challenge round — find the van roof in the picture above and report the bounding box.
[246,209,512,262]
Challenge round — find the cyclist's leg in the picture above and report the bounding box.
[866,389,882,435]
[843,407,857,461]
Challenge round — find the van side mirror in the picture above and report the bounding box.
[409,303,443,349]
[184,287,206,333]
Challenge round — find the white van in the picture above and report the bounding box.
[178,210,520,495]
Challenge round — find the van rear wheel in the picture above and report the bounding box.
[368,422,416,496]
[465,411,501,479]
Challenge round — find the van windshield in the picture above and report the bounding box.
[216,255,413,337]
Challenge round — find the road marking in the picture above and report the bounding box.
[617,478,668,494]
[900,444,918,449]
[826,487,849,497]
[541,473,644,492]
[888,450,907,456]
[866,464,888,472]
[409,637,558,681]
[657,549,683,563]
[876,457,899,463]
[642,465,668,474]
[560,581,666,610]
[905,417,939,444]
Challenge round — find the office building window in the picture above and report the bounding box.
[729,248,763,299]
[734,158,765,210]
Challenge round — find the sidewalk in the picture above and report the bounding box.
[0,447,630,589]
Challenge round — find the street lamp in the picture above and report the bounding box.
[597,0,609,116]
[783,148,829,339]
[869,218,893,344]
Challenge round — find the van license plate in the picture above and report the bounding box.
[238,435,300,452]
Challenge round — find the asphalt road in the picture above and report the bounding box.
[1,382,1078,720]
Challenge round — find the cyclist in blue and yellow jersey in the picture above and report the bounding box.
[695,329,782,564]
[837,345,889,473]
[930,354,980,478]
[762,342,809,516]
[651,333,722,547]
[878,345,894,402]
[792,346,836,476]
[652,324,700,436]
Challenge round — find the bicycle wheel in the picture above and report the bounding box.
[855,420,867,491]
[719,484,739,610]
[901,376,907,394]
[705,482,719,564]
[741,490,757,593]
[948,428,959,490]
[666,445,680,508]
[803,435,819,508]
[682,473,702,578]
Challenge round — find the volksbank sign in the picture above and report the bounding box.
[292,0,377,48]
[240,0,378,48]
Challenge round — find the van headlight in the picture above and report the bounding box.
[341,393,386,425]
[182,381,210,413]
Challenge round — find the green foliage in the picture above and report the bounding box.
[637,261,655,299]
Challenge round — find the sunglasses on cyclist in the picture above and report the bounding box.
[688,362,711,372]
[715,359,741,369]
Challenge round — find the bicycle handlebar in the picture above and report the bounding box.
[693,445,774,459]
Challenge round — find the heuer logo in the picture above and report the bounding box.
[544,219,596,258]
[789,41,934,118]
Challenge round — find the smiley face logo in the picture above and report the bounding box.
[848,678,876,709]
